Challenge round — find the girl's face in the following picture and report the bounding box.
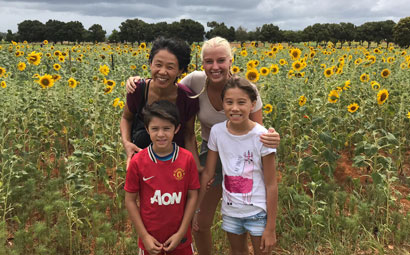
[202,46,232,85]
[150,49,183,88]
[222,87,255,125]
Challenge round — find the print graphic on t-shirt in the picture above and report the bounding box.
[224,150,254,204]
[142,176,155,181]
[150,190,182,205]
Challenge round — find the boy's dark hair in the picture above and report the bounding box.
[221,75,258,102]
[143,100,180,128]
[148,37,191,73]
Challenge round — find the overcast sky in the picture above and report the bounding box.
[1,0,409,35]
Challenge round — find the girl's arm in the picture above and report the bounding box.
[192,149,218,230]
[260,152,278,253]
[163,189,198,252]
[183,115,201,171]
[120,105,142,168]
[124,192,163,253]
[250,109,281,149]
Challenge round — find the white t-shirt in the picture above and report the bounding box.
[180,71,263,141]
[208,121,276,218]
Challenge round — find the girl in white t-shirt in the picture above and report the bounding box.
[193,76,278,255]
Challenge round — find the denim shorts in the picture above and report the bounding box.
[222,211,267,236]
[199,141,223,186]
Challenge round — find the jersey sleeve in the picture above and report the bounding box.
[124,156,140,193]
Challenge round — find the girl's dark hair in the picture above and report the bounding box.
[221,75,258,102]
[148,37,191,73]
[143,100,180,128]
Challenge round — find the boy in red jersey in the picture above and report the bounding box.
[125,100,200,255]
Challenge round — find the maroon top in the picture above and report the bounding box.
[126,79,199,148]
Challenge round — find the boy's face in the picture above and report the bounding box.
[146,117,180,154]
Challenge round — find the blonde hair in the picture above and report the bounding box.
[200,36,233,60]
[190,37,232,99]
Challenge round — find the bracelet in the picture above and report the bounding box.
[195,209,201,214]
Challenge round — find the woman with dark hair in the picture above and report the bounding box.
[120,37,200,168]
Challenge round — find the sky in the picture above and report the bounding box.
[1,0,409,35]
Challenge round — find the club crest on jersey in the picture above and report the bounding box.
[173,168,185,181]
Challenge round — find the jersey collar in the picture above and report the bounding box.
[147,142,179,164]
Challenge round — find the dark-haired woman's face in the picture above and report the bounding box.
[150,49,182,88]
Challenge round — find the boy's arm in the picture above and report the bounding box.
[124,191,163,253]
[192,149,218,230]
[260,152,278,253]
[163,189,198,252]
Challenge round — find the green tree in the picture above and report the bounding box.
[119,18,149,43]
[64,21,85,42]
[5,30,16,42]
[260,23,282,43]
[206,21,235,41]
[87,24,106,42]
[235,26,249,42]
[107,29,121,43]
[393,16,410,48]
[17,20,45,42]
[45,20,66,43]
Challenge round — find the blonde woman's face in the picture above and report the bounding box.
[202,46,232,85]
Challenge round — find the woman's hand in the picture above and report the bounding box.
[126,76,142,93]
[124,141,141,169]
[260,128,280,149]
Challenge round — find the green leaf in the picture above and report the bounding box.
[371,172,383,185]
[312,117,324,126]
[319,132,333,144]
[322,149,339,163]
[364,144,378,157]
[385,132,398,145]
[353,155,367,167]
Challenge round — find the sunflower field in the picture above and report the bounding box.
[0,40,409,254]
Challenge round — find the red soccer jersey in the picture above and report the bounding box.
[124,144,200,251]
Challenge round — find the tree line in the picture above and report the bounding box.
[1,17,409,47]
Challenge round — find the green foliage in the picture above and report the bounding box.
[393,16,410,48]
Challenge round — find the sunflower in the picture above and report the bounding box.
[264,104,273,114]
[377,89,389,105]
[145,53,150,59]
[371,81,380,90]
[119,101,125,109]
[99,64,110,76]
[309,51,316,58]
[113,97,120,107]
[245,69,260,83]
[103,86,114,95]
[407,111,410,119]
[1,81,6,88]
[54,50,61,57]
[289,48,302,60]
[52,74,61,81]
[387,57,395,63]
[270,64,279,74]
[232,66,240,74]
[279,59,287,65]
[17,62,26,71]
[27,51,41,65]
[260,67,270,76]
[130,65,136,70]
[299,95,307,106]
[58,56,65,63]
[267,51,274,58]
[400,62,407,69]
[328,90,339,103]
[360,73,369,82]
[37,74,54,88]
[247,60,255,69]
[381,68,391,78]
[0,67,6,77]
[343,80,351,90]
[105,79,116,87]
[68,78,77,88]
[253,60,260,67]
[53,63,61,71]
[292,60,304,72]
[139,42,146,50]
[347,103,359,113]
[240,50,248,57]
[142,64,148,70]
[324,67,334,78]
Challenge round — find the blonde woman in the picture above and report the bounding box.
[126,37,280,255]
